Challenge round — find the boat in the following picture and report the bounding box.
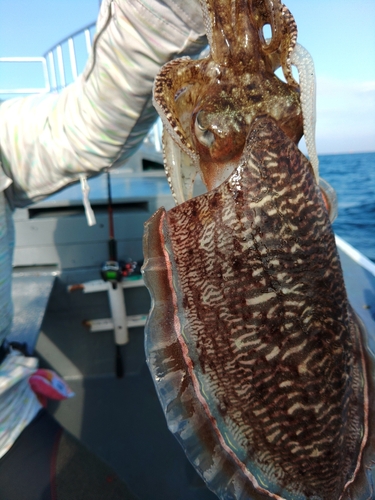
[1,20,375,500]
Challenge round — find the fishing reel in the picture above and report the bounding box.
[101,259,137,287]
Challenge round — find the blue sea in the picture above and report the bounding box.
[319,152,375,262]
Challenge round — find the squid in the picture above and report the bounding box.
[142,1,375,499]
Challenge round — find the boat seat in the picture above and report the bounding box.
[8,269,57,354]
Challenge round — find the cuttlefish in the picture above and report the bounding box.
[142,1,375,499]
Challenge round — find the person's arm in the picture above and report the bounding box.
[0,0,206,207]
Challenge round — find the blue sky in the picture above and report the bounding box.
[287,0,375,155]
[0,0,374,154]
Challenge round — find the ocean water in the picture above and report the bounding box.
[319,152,375,262]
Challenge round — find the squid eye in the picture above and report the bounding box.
[194,111,215,148]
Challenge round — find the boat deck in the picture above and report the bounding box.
[35,274,216,500]
[11,171,375,500]
[13,170,215,499]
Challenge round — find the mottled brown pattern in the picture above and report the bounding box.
[153,0,303,195]
[143,118,370,500]
[144,0,375,498]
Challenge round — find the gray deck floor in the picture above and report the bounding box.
[35,275,217,500]
[32,243,375,500]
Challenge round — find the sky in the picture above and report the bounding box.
[0,0,374,155]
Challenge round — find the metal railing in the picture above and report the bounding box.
[0,57,50,95]
[0,20,163,161]
[41,19,162,154]
[43,22,95,92]
[0,22,95,96]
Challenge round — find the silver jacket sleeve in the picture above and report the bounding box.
[0,0,206,207]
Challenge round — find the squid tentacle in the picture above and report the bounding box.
[279,3,298,87]
[290,42,319,181]
[259,0,283,54]
[152,57,200,160]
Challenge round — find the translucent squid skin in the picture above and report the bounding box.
[143,1,375,499]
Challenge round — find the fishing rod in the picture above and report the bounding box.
[101,168,135,378]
